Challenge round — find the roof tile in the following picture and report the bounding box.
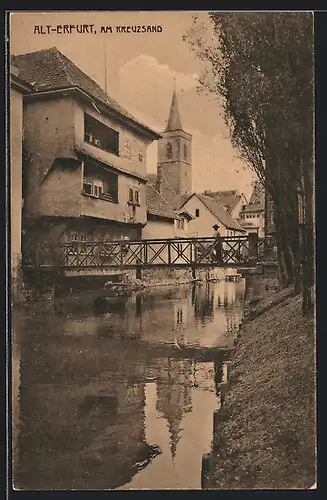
[196,195,245,231]
[201,190,243,212]
[146,185,179,220]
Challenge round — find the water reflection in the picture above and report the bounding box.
[13,279,245,490]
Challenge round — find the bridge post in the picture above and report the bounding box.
[248,233,258,265]
[201,453,211,489]
[136,268,142,280]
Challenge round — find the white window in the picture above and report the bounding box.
[93,182,103,198]
[83,181,92,195]
[70,231,87,242]
[176,219,184,230]
[128,187,140,205]
[83,179,104,198]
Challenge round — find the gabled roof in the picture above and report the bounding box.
[146,184,180,220]
[156,171,183,210]
[240,181,265,213]
[202,190,245,212]
[242,202,264,213]
[249,180,265,205]
[178,209,193,221]
[181,193,245,232]
[10,64,34,93]
[11,47,161,140]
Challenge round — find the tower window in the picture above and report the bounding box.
[195,209,200,218]
[124,140,131,158]
[184,144,188,160]
[166,142,172,159]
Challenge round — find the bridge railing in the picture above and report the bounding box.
[257,236,278,261]
[22,234,259,269]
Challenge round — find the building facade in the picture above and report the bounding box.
[180,193,246,238]
[239,180,265,238]
[10,64,32,295]
[142,184,191,264]
[12,47,160,268]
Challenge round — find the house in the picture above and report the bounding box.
[180,193,246,238]
[239,180,265,238]
[143,183,182,239]
[10,64,33,294]
[142,184,191,264]
[12,47,161,269]
[202,189,248,221]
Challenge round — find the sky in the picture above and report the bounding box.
[10,11,256,199]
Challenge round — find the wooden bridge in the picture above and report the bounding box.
[22,234,270,271]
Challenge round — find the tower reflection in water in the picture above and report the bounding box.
[14,279,244,490]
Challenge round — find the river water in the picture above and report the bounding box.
[12,278,245,490]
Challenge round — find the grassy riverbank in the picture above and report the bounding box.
[206,276,316,490]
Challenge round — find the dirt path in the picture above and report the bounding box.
[205,276,316,490]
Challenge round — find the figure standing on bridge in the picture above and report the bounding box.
[212,224,223,263]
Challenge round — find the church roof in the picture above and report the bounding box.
[165,88,183,131]
[12,47,161,140]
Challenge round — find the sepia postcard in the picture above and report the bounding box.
[8,10,316,492]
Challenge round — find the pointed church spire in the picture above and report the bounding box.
[166,81,183,131]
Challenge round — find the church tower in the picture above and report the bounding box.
[157,87,192,200]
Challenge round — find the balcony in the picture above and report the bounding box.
[82,181,118,204]
[84,113,119,156]
[82,159,119,205]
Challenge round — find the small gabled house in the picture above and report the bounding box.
[239,181,265,238]
[143,184,181,239]
[12,47,161,267]
[202,189,248,221]
[142,184,191,265]
[180,193,246,238]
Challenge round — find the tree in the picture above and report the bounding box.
[184,12,314,314]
